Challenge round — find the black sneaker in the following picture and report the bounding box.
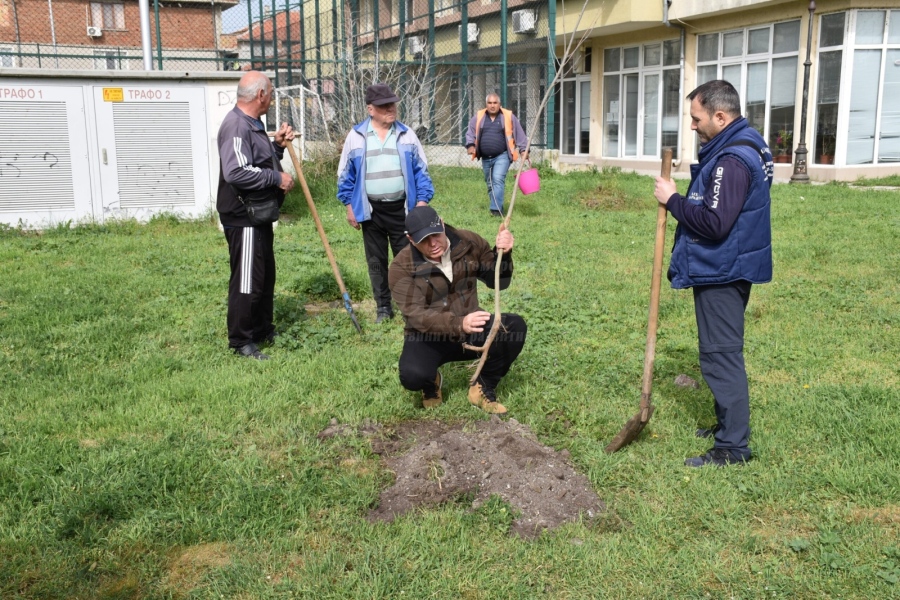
[375,308,394,324]
[695,424,721,439]
[684,447,749,468]
[234,343,269,360]
[490,209,503,217]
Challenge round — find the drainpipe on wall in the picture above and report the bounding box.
[139,0,153,69]
[211,0,220,58]
[663,0,685,168]
[12,0,22,66]
[47,0,58,68]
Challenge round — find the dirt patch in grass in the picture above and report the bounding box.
[162,542,231,596]
[849,505,900,526]
[323,417,605,539]
[303,298,367,315]
[580,183,631,210]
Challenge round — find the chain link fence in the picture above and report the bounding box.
[232,0,556,164]
[1,0,556,161]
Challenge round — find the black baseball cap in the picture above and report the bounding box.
[364,83,400,106]
[405,206,444,243]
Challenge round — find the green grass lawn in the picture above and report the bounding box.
[0,166,898,599]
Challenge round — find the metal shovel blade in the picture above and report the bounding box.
[604,405,655,454]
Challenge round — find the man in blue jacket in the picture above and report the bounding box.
[337,83,435,323]
[654,80,774,467]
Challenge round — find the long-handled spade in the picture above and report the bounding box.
[605,148,672,453]
[285,142,362,334]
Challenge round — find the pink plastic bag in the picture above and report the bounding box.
[517,160,540,195]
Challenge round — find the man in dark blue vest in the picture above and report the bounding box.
[654,80,774,467]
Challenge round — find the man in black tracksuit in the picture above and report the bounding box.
[217,71,296,360]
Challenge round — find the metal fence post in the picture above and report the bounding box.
[500,0,507,105]
[427,0,436,142]
[314,0,322,91]
[460,1,470,144]
[545,0,557,150]
[271,0,279,86]
[154,0,163,70]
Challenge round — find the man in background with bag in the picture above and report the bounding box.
[217,70,295,360]
[464,93,528,217]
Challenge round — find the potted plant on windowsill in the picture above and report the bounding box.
[818,134,836,165]
[773,129,792,163]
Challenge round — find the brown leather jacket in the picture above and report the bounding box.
[388,225,514,340]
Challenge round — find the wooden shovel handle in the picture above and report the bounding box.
[640,148,672,421]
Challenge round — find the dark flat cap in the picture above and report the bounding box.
[365,83,400,106]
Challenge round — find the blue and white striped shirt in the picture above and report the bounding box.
[364,124,406,202]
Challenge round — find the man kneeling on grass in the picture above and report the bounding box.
[388,206,527,414]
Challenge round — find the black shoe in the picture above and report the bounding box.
[375,308,394,324]
[490,209,503,217]
[685,447,749,468]
[695,424,721,439]
[234,343,269,360]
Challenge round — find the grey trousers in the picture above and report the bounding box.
[693,280,753,460]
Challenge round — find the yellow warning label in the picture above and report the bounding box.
[103,88,124,102]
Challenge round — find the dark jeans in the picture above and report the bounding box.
[399,313,527,395]
[223,224,276,348]
[693,280,753,460]
[361,200,409,311]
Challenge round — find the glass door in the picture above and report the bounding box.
[560,76,591,155]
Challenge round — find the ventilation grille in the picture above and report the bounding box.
[113,102,195,209]
[0,102,75,213]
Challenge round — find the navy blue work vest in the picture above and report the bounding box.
[669,117,774,289]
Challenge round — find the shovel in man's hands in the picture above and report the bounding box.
[605,148,672,453]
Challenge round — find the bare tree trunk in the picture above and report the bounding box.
[465,0,600,385]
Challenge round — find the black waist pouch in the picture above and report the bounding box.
[236,187,282,226]
[233,145,287,226]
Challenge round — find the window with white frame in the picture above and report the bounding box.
[602,39,681,158]
[696,21,800,158]
[309,78,337,122]
[434,0,455,19]
[818,9,900,165]
[358,0,374,33]
[0,46,15,68]
[93,50,121,70]
[507,66,530,142]
[559,48,591,155]
[403,0,415,24]
[91,2,125,30]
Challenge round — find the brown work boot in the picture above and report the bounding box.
[422,371,443,408]
[467,382,507,414]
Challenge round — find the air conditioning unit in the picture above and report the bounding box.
[408,35,425,57]
[512,9,536,34]
[87,26,103,37]
[458,23,479,45]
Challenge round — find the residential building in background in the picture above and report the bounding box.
[557,0,900,180]
[2,0,897,181]
[0,0,238,70]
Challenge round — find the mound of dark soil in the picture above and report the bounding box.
[358,416,605,539]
